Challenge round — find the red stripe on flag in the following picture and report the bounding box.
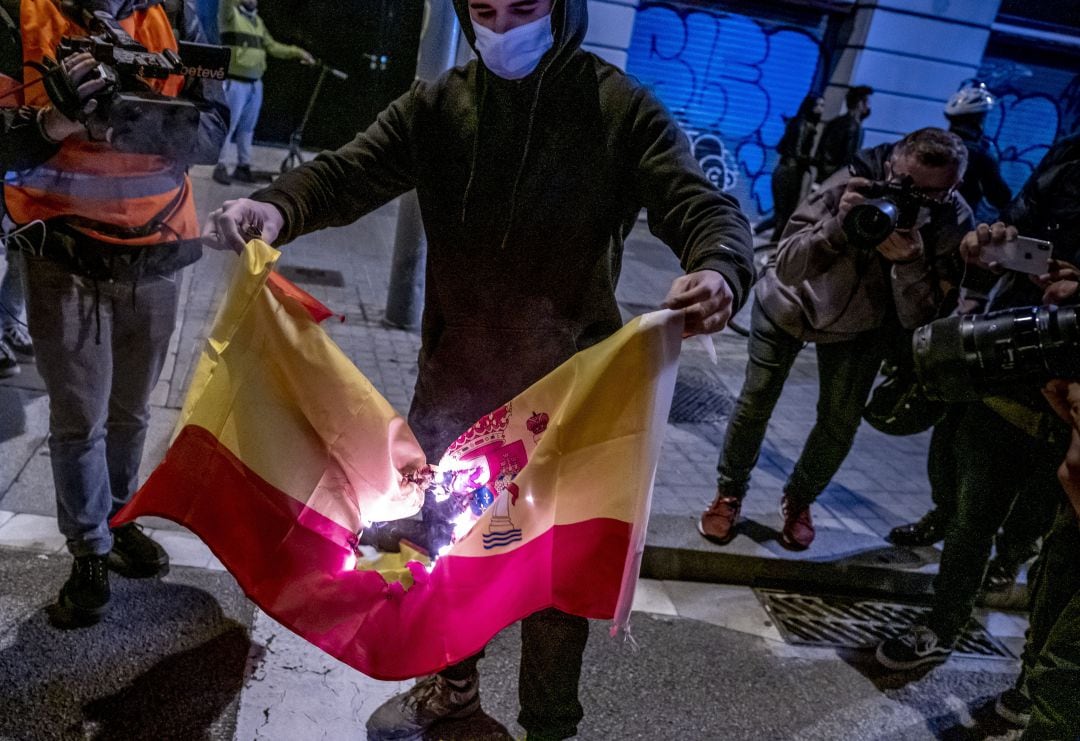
[113,425,630,680]
[267,272,336,323]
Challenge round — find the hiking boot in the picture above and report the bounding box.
[212,163,231,185]
[108,523,169,578]
[994,687,1032,727]
[887,509,947,547]
[0,339,19,378]
[698,488,743,545]
[366,671,481,741]
[2,325,33,357]
[875,626,952,670]
[779,493,814,550]
[232,164,255,183]
[50,554,110,628]
[982,557,1020,593]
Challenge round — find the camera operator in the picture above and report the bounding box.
[0,0,226,628]
[699,128,972,550]
[876,133,1080,674]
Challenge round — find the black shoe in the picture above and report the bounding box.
[2,326,33,357]
[887,510,946,547]
[876,626,953,670]
[49,555,110,628]
[232,164,255,183]
[0,339,20,379]
[366,672,481,741]
[995,687,1032,726]
[982,557,1020,593]
[212,163,231,185]
[109,523,169,578]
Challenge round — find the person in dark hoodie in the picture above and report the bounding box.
[202,0,755,737]
[771,94,823,242]
[698,128,972,551]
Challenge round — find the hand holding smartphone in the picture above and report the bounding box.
[981,235,1053,275]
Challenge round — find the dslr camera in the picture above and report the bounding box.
[42,5,229,157]
[842,176,936,249]
[913,305,1080,402]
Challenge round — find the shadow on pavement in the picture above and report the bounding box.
[0,385,28,444]
[427,711,513,740]
[0,550,257,740]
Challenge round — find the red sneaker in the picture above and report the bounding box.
[698,489,742,545]
[779,494,814,550]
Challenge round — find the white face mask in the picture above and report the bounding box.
[471,13,554,80]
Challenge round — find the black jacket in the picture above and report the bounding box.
[814,112,863,183]
[952,125,1012,213]
[253,0,755,458]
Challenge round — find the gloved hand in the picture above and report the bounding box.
[39,52,110,141]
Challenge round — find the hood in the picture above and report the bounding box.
[451,0,587,79]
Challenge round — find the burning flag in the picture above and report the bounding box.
[114,240,682,680]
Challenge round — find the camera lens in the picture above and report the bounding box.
[843,198,898,248]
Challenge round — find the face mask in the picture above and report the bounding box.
[471,13,554,80]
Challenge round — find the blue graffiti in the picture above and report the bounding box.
[627,3,824,219]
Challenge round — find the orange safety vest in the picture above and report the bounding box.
[3,0,198,245]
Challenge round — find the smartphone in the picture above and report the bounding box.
[981,235,1053,275]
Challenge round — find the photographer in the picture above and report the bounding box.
[877,133,1080,673]
[699,128,972,550]
[0,0,226,628]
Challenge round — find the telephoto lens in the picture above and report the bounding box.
[913,305,1080,402]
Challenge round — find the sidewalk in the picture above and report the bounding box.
[0,146,995,597]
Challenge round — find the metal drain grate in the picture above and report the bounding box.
[754,589,1014,659]
[669,367,736,423]
[277,265,345,287]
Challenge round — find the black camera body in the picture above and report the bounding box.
[46,8,229,156]
[913,305,1080,402]
[842,176,931,249]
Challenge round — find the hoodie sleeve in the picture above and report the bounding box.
[251,84,419,246]
[627,87,755,311]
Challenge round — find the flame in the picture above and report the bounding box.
[343,550,357,571]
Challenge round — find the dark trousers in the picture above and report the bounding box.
[23,254,179,557]
[927,405,1058,566]
[770,160,808,242]
[927,402,1066,643]
[716,301,888,505]
[1020,506,1080,740]
[440,607,589,740]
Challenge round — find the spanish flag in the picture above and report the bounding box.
[114,240,681,680]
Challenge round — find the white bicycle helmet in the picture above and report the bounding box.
[945,83,995,116]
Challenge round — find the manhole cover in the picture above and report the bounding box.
[669,368,735,423]
[277,265,345,287]
[754,589,1014,659]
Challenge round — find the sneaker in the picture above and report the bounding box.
[982,557,1020,593]
[212,163,231,185]
[232,164,255,183]
[366,672,481,741]
[698,487,743,545]
[779,493,814,550]
[994,687,1032,726]
[49,554,110,628]
[2,325,32,357]
[108,523,169,578]
[876,626,952,670]
[0,339,19,378]
[887,509,947,547]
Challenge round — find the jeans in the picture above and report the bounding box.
[1019,506,1080,740]
[927,402,1066,643]
[0,245,26,331]
[928,404,1058,566]
[219,77,263,168]
[716,301,889,505]
[440,608,589,739]
[24,255,179,557]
